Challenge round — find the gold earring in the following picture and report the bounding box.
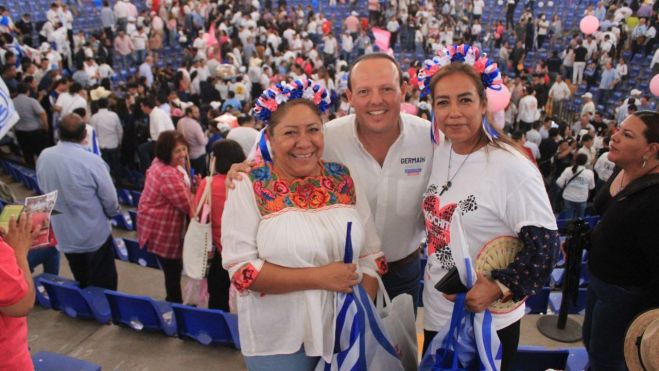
[642,156,648,168]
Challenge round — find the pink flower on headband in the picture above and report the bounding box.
[313,90,323,105]
[428,64,441,76]
[261,98,279,112]
[473,58,487,74]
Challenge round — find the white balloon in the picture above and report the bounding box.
[548,1,554,6]
[497,0,503,5]
[538,1,544,7]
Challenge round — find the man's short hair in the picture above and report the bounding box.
[185,106,196,116]
[141,96,156,109]
[58,114,87,142]
[347,53,404,91]
[16,83,30,95]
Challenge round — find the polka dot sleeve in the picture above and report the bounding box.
[491,225,558,301]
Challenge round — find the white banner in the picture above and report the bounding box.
[0,78,19,140]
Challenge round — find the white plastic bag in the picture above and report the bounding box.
[375,276,418,371]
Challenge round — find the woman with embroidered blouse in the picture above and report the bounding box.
[221,80,386,371]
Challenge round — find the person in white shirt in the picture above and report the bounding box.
[55,82,87,117]
[114,0,129,32]
[577,134,596,168]
[226,116,259,157]
[322,33,338,64]
[581,92,596,117]
[138,96,174,171]
[526,121,543,147]
[340,32,354,62]
[131,26,149,65]
[139,55,154,88]
[556,153,595,219]
[548,74,571,112]
[517,86,540,132]
[221,79,384,369]
[89,98,123,179]
[593,144,615,189]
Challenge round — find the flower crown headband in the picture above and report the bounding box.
[417,44,503,144]
[252,79,332,163]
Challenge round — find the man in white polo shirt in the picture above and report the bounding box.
[323,53,433,308]
[228,54,434,309]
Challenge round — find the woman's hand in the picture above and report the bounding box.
[315,262,359,293]
[1,214,38,259]
[225,161,253,190]
[465,272,503,313]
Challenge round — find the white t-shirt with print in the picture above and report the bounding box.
[422,142,556,332]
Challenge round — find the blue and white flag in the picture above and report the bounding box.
[420,210,502,371]
[0,78,19,140]
[316,222,404,371]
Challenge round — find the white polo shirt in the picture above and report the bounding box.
[323,113,434,262]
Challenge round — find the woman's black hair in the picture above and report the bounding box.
[573,153,588,173]
[213,139,246,174]
[633,110,659,145]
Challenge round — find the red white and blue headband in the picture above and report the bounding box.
[417,44,503,144]
[252,79,332,163]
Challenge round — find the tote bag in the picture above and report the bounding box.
[316,222,404,371]
[375,276,418,371]
[182,176,213,280]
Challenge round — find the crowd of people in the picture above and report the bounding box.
[0,0,658,370]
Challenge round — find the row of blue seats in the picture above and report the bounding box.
[1,160,42,194]
[34,273,241,348]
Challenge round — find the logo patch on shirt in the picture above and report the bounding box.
[405,167,422,176]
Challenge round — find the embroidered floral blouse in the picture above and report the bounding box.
[221,161,385,361]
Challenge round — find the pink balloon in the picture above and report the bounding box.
[492,110,506,131]
[486,85,511,112]
[651,74,659,97]
[580,15,599,35]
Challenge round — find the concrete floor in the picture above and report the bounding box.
[3,173,585,370]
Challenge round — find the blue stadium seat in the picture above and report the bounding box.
[117,188,134,206]
[39,277,111,324]
[172,304,238,347]
[32,351,101,371]
[566,347,590,371]
[104,290,177,336]
[112,238,130,261]
[33,274,79,309]
[123,238,160,269]
[549,288,588,314]
[111,211,134,230]
[525,287,550,314]
[511,346,570,371]
[550,267,565,287]
[512,346,589,371]
[221,311,241,350]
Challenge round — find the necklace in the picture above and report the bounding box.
[440,144,476,196]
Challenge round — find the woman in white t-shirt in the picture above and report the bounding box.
[418,45,559,371]
[556,153,595,219]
